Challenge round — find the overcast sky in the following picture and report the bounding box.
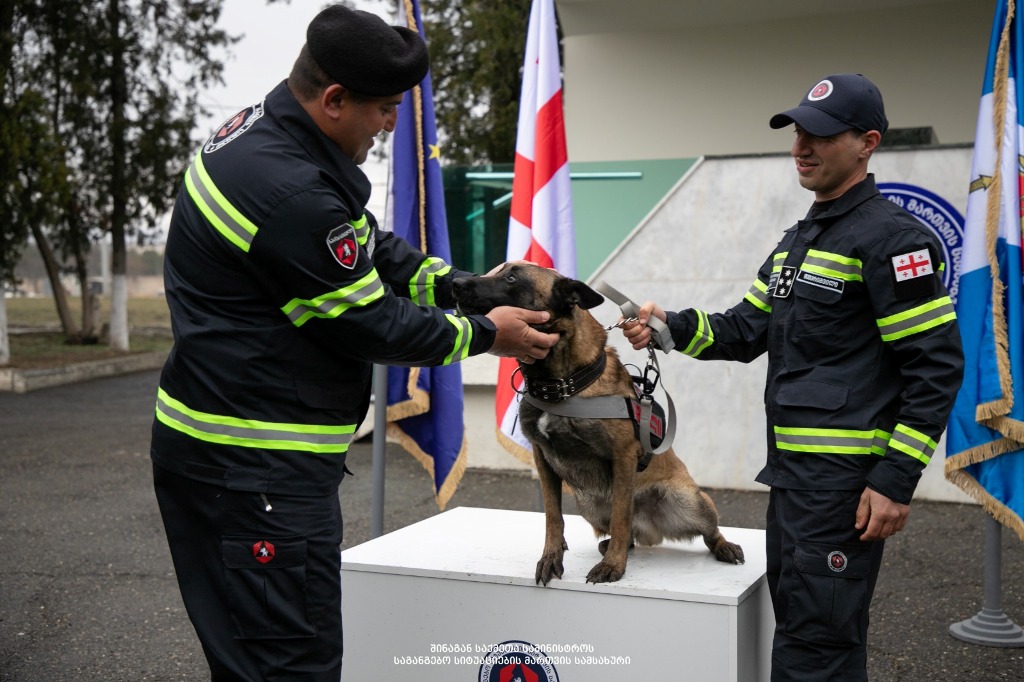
[194,0,393,214]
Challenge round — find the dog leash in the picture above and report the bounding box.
[632,347,676,459]
[593,280,679,461]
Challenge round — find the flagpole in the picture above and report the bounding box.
[944,0,1024,648]
[949,514,1024,647]
[370,362,388,538]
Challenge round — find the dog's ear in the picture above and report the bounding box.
[552,278,605,313]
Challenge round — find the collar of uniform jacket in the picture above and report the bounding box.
[787,174,881,235]
[265,79,373,209]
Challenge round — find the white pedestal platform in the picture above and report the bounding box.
[341,507,773,681]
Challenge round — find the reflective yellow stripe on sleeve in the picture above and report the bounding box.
[680,309,714,358]
[744,278,772,313]
[410,257,452,306]
[282,271,385,327]
[443,314,473,365]
[875,296,956,342]
[184,151,259,252]
[888,423,937,464]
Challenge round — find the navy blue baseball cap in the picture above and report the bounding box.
[770,74,889,136]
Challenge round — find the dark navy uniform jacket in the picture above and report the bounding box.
[151,81,495,497]
[666,175,964,504]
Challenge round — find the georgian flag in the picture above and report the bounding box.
[890,249,933,280]
[495,0,577,462]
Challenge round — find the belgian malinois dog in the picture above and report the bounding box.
[453,263,744,585]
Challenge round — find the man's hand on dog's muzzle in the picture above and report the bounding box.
[485,306,560,360]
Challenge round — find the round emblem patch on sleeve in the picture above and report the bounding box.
[326,223,359,269]
[203,101,264,153]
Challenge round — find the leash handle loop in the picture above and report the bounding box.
[595,280,675,353]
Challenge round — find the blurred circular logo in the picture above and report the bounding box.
[478,640,559,682]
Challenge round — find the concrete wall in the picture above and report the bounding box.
[463,145,975,503]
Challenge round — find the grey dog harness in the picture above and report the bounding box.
[521,368,675,472]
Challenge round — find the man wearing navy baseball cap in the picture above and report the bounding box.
[769,73,890,201]
[770,73,889,137]
[621,74,963,681]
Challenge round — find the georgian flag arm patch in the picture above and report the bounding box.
[889,248,936,300]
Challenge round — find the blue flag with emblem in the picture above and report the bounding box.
[945,0,1024,543]
[383,0,466,510]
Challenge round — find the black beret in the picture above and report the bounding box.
[306,4,429,97]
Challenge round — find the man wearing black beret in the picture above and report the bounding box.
[151,5,558,680]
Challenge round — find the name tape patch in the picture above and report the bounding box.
[796,270,845,294]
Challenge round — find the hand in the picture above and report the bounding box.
[621,301,667,351]
[855,488,910,541]
[485,306,559,360]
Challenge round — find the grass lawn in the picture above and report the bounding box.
[4,297,172,368]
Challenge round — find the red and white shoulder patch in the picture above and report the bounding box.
[890,249,933,281]
[327,223,358,269]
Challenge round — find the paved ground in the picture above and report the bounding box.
[1,369,1023,680]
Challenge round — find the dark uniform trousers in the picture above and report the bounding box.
[766,488,886,682]
[154,464,344,681]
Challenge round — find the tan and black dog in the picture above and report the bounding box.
[453,263,744,585]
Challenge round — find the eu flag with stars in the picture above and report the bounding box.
[383,0,466,510]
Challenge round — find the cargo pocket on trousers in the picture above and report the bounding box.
[221,536,318,639]
[785,541,870,646]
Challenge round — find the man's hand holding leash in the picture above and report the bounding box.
[622,301,669,351]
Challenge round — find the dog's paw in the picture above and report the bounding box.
[585,560,625,584]
[597,538,634,556]
[535,553,565,586]
[714,540,745,565]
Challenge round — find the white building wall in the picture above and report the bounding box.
[558,1,989,161]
